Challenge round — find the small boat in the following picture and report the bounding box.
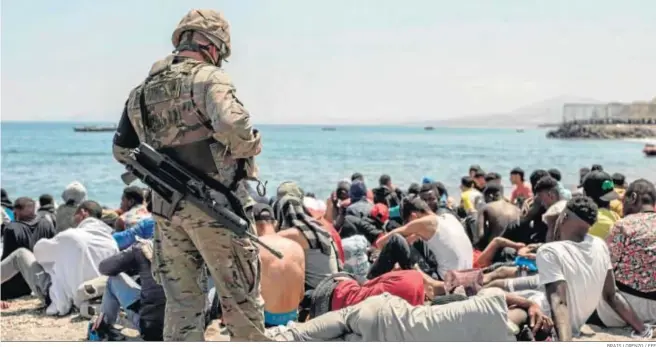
[424,126,435,131]
[644,143,656,157]
[74,125,117,132]
[516,128,525,133]
[321,127,337,131]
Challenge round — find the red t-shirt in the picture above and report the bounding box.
[331,270,425,311]
[511,182,533,203]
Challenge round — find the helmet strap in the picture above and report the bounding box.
[175,31,222,66]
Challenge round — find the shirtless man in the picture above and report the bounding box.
[475,183,521,250]
[274,182,340,291]
[253,204,306,327]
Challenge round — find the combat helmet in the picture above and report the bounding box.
[172,9,231,60]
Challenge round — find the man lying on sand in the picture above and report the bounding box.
[268,291,552,342]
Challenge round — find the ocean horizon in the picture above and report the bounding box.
[2,121,654,207]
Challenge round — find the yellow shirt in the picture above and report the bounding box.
[588,208,621,240]
[609,188,625,217]
[460,188,482,212]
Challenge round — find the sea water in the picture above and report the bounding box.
[1,122,654,207]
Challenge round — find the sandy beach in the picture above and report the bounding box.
[0,296,648,342]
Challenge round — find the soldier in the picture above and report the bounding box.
[111,9,268,341]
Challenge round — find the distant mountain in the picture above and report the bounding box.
[429,95,604,128]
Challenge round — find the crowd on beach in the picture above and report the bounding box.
[1,164,654,341]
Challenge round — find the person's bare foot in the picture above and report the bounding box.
[0,301,9,310]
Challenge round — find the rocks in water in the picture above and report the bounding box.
[547,124,656,139]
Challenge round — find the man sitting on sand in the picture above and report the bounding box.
[268,290,553,342]
[94,239,166,341]
[114,186,151,231]
[533,176,567,241]
[253,203,306,327]
[376,197,472,280]
[325,179,350,224]
[509,167,532,208]
[36,194,57,229]
[344,180,374,220]
[459,176,483,216]
[595,179,656,328]
[1,200,118,315]
[273,182,340,291]
[1,197,57,300]
[474,183,521,250]
[487,197,652,340]
[609,172,627,217]
[55,181,87,232]
[581,171,621,240]
[485,172,502,186]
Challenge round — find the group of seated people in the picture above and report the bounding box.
[1,164,654,341]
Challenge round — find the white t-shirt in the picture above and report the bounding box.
[425,214,473,278]
[535,235,612,334]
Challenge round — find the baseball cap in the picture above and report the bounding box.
[253,203,275,222]
[581,171,620,201]
[473,169,486,178]
[611,173,626,187]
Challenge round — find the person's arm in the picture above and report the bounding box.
[600,269,647,335]
[112,218,155,250]
[203,69,261,159]
[537,246,572,341]
[354,217,382,245]
[545,280,572,341]
[506,293,553,334]
[98,247,137,276]
[112,101,140,165]
[477,237,525,267]
[474,206,487,246]
[376,214,436,248]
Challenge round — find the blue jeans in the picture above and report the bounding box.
[101,273,141,329]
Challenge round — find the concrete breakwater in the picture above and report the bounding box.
[547,123,656,139]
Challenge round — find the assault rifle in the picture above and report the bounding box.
[121,143,283,259]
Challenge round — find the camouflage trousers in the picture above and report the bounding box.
[152,201,269,341]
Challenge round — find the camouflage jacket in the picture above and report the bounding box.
[124,55,261,205]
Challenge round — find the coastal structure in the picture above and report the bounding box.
[547,98,656,139]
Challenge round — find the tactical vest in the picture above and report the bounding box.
[126,55,241,190]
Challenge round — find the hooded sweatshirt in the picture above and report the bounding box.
[37,204,57,230]
[33,217,118,315]
[1,215,57,299]
[55,182,87,232]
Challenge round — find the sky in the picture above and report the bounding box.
[1,0,655,124]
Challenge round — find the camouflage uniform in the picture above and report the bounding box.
[114,9,267,341]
